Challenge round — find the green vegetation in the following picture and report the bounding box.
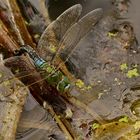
[75,79,92,90]
[126,68,139,78]
[119,116,129,123]
[120,63,128,71]
[92,123,100,130]
[120,63,139,78]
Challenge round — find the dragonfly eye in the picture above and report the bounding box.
[14,48,27,56]
[14,49,23,56]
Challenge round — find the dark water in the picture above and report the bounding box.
[30,0,140,42]
[31,0,111,18]
[46,0,111,20]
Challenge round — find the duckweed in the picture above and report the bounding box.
[119,116,129,123]
[107,31,118,37]
[46,66,54,73]
[120,63,128,71]
[126,68,139,78]
[92,123,100,130]
[75,79,84,88]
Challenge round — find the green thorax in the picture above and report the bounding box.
[39,62,71,93]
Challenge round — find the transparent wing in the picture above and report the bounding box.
[52,8,103,64]
[37,4,82,62]
[37,7,103,106]
[49,8,103,92]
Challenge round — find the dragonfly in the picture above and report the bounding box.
[14,5,103,95]
[1,2,105,139]
[14,5,103,93]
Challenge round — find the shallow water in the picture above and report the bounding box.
[16,0,140,139]
[29,0,140,123]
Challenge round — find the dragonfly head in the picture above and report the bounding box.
[14,45,31,56]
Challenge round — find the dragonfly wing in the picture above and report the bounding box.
[52,8,103,64]
[37,4,82,62]
[49,8,103,107]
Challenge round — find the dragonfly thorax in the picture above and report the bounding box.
[40,63,71,93]
[16,45,71,93]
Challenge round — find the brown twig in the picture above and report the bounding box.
[0,19,19,53]
[43,101,74,140]
[0,0,36,47]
